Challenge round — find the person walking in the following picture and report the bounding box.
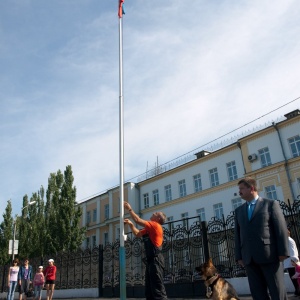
[284,230,300,296]
[234,177,289,300]
[18,258,33,300]
[124,201,168,300]
[33,266,45,300]
[7,258,20,300]
[43,259,57,300]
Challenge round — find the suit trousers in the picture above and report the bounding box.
[245,260,287,300]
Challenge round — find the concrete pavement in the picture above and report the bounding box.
[59,294,299,299]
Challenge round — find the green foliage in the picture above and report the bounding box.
[0,200,13,264]
[2,165,86,262]
[18,188,46,258]
[44,165,86,254]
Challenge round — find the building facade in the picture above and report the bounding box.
[79,109,300,247]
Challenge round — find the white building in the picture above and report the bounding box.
[79,109,300,247]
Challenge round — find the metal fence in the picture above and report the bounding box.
[1,199,299,298]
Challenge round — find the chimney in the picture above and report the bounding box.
[195,150,211,159]
[284,109,300,120]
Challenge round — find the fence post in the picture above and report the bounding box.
[201,221,210,261]
[98,244,103,297]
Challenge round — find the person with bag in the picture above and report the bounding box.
[18,258,33,300]
[43,259,56,300]
[7,258,20,300]
[33,266,44,300]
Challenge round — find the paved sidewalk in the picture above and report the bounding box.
[59,294,299,299]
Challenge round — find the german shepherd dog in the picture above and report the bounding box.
[195,258,240,300]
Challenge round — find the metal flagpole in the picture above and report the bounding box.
[118,1,126,299]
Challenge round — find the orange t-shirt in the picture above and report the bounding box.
[139,220,163,247]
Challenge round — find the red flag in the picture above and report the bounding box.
[118,0,125,18]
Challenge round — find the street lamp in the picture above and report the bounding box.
[11,201,36,261]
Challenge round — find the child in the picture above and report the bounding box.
[291,257,300,287]
[33,266,45,300]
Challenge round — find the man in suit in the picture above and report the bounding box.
[234,177,289,300]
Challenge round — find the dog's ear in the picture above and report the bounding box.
[208,258,213,264]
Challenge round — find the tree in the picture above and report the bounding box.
[2,165,85,260]
[18,195,34,258]
[0,200,13,264]
[28,187,46,258]
[45,165,86,254]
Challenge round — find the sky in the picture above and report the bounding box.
[1,0,300,219]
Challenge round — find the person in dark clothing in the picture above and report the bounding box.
[235,177,289,300]
[18,258,33,300]
[124,201,168,300]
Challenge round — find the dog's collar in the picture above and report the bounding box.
[205,273,220,298]
[206,273,220,282]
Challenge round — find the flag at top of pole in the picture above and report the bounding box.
[118,0,125,18]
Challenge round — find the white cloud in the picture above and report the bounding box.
[0,0,300,217]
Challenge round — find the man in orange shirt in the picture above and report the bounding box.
[124,201,168,300]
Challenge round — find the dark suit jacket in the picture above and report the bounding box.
[234,197,289,265]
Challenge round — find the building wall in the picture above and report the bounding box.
[79,110,300,246]
[79,182,140,248]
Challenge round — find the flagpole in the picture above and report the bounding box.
[118,1,126,299]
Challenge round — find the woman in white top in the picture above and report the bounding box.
[7,258,20,300]
[284,230,300,296]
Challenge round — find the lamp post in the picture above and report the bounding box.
[11,201,36,261]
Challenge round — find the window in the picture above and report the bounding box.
[209,168,219,187]
[193,174,202,192]
[165,184,172,202]
[183,249,190,266]
[168,251,176,269]
[167,216,174,230]
[196,208,206,221]
[86,211,91,224]
[181,212,188,227]
[92,235,96,247]
[104,232,109,245]
[213,203,223,220]
[289,135,300,157]
[153,189,159,205]
[116,227,120,240]
[226,161,238,181]
[104,204,109,219]
[143,193,149,208]
[92,209,97,222]
[178,179,187,197]
[265,185,278,200]
[297,177,300,194]
[167,216,174,222]
[258,147,272,167]
[231,198,242,210]
[86,237,90,248]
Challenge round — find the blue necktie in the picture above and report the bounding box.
[248,203,254,220]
